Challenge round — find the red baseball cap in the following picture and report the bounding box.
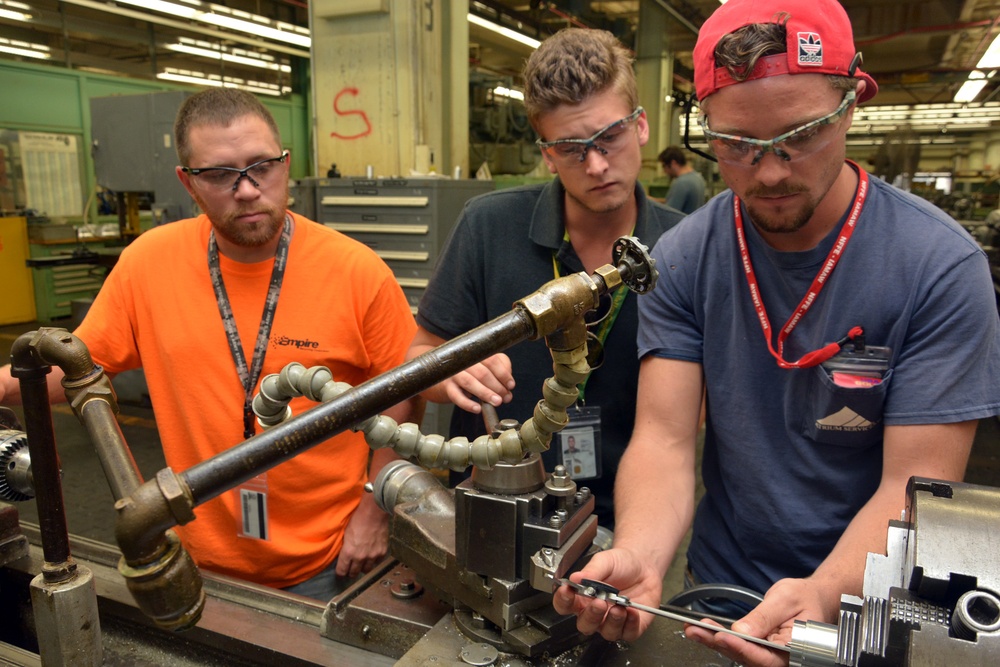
[693,0,878,103]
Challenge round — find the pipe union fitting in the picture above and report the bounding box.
[118,530,205,632]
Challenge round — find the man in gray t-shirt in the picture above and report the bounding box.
[555,2,1000,666]
[658,145,707,214]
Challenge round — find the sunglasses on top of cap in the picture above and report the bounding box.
[698,89,855,167]
[182,150,290,192]
[536,107,644,165]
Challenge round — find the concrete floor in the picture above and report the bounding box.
[2,318,999,604]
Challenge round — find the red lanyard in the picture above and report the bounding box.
[734,163,867,369]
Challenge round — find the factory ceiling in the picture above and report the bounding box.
[474,0,1000,107]
[1,1,999,140]
[470,1,1000,157]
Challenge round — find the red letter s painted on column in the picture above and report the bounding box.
[330,87,372,140]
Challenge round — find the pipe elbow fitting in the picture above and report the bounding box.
[11,328,97,381]
[516,273,601,340]
[114,469,194,563]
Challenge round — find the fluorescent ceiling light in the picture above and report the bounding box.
[846,137,957,147]
[0,36,50,59]
[0,7,30,20]
[157,68,224,87]
[114,0,198,20]
[157,67,289,96]
[114,0,309,49]
[468,13,541,50]
[954,70,989,103]
[683,99,1000,136]
[493,85,524,101]
[78,65,125,77]
[978,33,1000,69]
[200,11,310,48]
[167,38,291,72]
[950,31,1000,104]
[0,0,31,21]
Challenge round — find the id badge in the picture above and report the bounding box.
[556,405,602,481]
[236,473,270,541]
[821,345,892,388]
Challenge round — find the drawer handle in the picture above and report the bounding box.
[396,278,429,289]
[321,196,429,207]
[54,284,102,295]
[377,250,430,262]
[324,223,429,235]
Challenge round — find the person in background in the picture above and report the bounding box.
[554,1,1000,666]
[979,204,1000,247]
[658,145,707,214]
[0,88,419,602]
[406,28,684,529]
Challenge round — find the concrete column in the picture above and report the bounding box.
[967,138,987,172]
[634,0,673,183]
[310,0,469,178]
[984,137,1000,175]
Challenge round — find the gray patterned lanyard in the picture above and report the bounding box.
[208,215,291,439]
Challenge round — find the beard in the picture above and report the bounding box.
[743,183,816,235]
[213,205,285,248]
[192,183,289,249]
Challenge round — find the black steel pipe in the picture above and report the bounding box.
[8,327,148,566]
[182,309,535,505]
[15,371,72,577]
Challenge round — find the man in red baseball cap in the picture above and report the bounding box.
[555,1,1000,665]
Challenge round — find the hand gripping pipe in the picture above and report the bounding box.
[70,237,654,632]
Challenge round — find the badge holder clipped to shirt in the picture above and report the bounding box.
[238,474,270,541]
[820,334,892,388]
[814,335,892,444]
[558,404,602,481]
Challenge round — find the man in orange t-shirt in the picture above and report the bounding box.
[0,88,418,600]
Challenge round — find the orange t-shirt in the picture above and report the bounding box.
[75,213,416,588]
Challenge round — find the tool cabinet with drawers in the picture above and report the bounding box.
[292,177,495,314]
[28,240,110,321]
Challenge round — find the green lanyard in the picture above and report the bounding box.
[552,230,631,402]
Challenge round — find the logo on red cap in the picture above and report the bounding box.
[797,33,823,67]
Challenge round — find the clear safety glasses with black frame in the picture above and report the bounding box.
[182,150,290,192]
[536,107,644,165]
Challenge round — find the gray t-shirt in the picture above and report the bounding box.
[640,167,1000,594]
[665,170,707,214]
